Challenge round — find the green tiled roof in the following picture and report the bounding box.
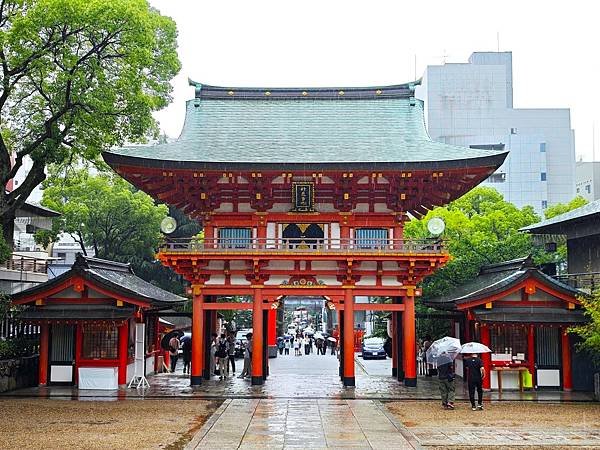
[104,82,508,167]
[425,256,582,310]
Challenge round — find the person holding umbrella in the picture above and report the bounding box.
[181,334,192,375]
[437,353,456,410]
[426,336,461,410]
[461,342,490,411]
[168,334,181,373]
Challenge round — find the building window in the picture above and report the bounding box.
[487,173,506,183]
[542,200,548,209]
[585,184,591,193]
[218,227,252,248]
[540,143,546,152]
[490,325,527,361]
[469,143,506,151]
[541,172,547,181]
[576,188,580,193]
[81,324,118,360]
[57,252,66,260]
[355,228,389,249]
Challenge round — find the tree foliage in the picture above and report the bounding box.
[572,291,600,360]
[404,187,541,300]
[0,0,180,244]
[0,233,10,264]
[544,196,588,220]
[38,170,168,262]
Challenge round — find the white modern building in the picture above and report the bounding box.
[575,161,600,202]
[420,52,576,214]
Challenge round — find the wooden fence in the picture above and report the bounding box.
[0,312,40,355]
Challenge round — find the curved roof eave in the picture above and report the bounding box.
[102,150,509,172]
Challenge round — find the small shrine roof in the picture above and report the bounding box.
[471,306,586,324]
[11,254,186,308]
[425,256,582,310]
[103,80,508,170]
[520,199,600,234]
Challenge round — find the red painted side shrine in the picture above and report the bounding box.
[103,80,508,387]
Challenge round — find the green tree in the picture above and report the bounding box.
[38,170,167,262]
[0,233,10,264]
[0,0,180,246]
[572,292,600,360]
[544,196,588,220]
[404,187,541,300]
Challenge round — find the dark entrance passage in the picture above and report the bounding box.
[282,224,324,249]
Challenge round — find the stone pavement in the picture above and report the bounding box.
[185,398,417,450]
[410,427,600,447]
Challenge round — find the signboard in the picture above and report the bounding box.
[291,182,315,212]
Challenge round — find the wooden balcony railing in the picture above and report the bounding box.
[555,272,600,294]
[160,237,446,255]
[1,254,48,274]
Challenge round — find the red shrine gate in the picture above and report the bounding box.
[103,81,508,386]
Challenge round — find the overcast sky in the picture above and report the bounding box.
[148,0,599,162]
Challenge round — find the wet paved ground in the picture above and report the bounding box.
[6,352,594,402]
[4,353,599,448]
[410,426,600,448]
[185,398,415,450]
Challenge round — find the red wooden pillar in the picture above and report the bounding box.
[403,295,417,386]
[391,312,398,377]
[480,324,491,390]
[204,223,214,247]
[528,324,535,387]
[118,321,129,385]
[267,308,277,357]
[38,323,49,386]
[191,289,204,385]
[343,288,355,387]
[561,327,573,391]
[251,288,264,385]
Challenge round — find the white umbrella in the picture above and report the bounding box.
[327,337,337,342]
[426,336,461,363]
[460,342,491,354]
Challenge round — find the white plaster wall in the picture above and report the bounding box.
[356,276,376,286]
[126,362,135,383]
[205,275,226,285]
[145,356,154,375]
[230,275,251,285]
[382,276,402,286]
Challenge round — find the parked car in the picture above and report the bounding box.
[361,337,387,359]
[235,329,252,357]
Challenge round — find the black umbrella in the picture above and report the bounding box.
[180,333,191,344]
[161,329,184,351]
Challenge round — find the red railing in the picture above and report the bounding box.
[160,237,445,255]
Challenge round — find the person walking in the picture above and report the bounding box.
[277,338,285,355]
[284,338,291,355]
[464,353,485,410]
[182,337,192,375]
[238,333,252,378]
[294,337,301,356]
[215,333,229,380]
[168,335,180,373]
[423,335,433,377]
[304,336,310,355]
[330,339,337,355]
[209,333,218,378]
[437,354,456,410]
[227,332,236,375]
